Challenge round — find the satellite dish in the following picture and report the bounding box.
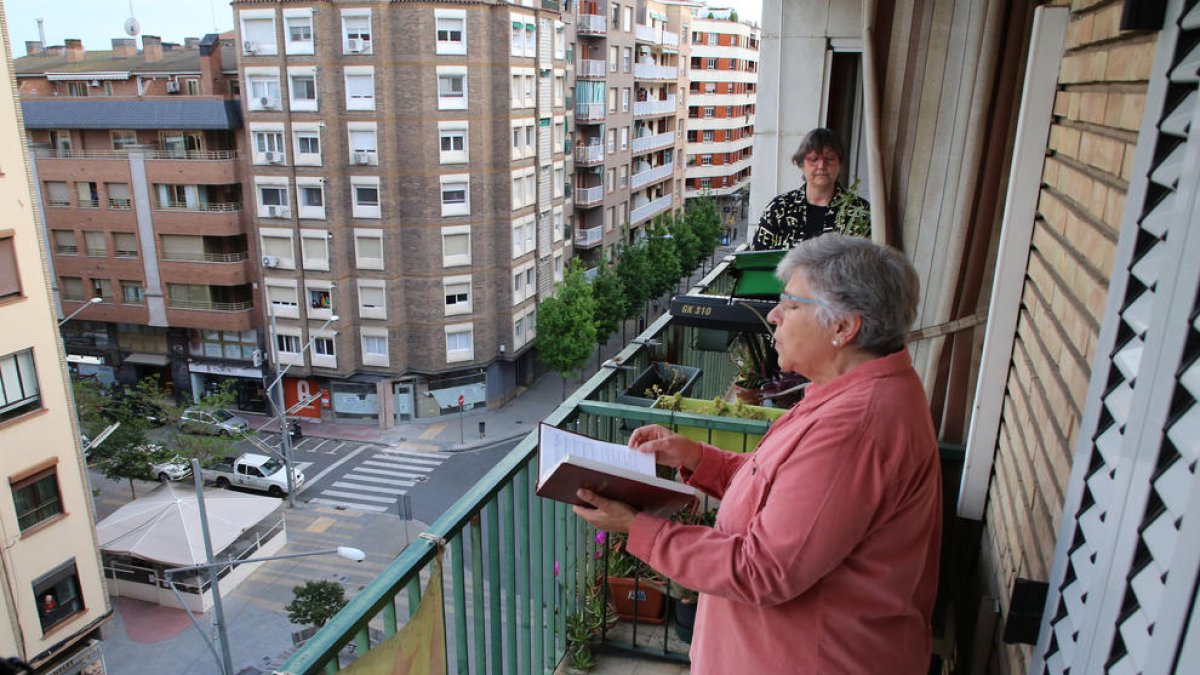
[124,17,140,37]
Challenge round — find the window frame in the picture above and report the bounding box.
[0,349,42,423]
[435,9,467,56]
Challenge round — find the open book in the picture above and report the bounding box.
[536,423,697,517]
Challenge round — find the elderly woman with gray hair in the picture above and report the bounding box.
[573,235,942,674]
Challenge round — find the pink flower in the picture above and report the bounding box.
[595,531,607,545]
[554,560,560,577]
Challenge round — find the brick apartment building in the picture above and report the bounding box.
[14,34,269,410]
[685,10,757,233]
[570,0,689,267]
[232,0,570,425]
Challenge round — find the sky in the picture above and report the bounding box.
[5,0,762,57]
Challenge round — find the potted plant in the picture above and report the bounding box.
[617,362,702,407]
[652,393,786,453]
[730,332,807,408]
[603,534,667,624]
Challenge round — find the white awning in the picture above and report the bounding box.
[67,354,105,365]
[188,362,263,379]
[46,72,131,81]
[123,352,171,367]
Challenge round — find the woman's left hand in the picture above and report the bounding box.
[572,489,638,533]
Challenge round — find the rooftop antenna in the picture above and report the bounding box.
[124,0,140,37]
[36,18,46,46]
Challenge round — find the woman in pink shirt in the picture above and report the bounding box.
[574,235,942,674]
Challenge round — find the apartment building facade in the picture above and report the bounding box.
[570,0,688,267]
[15,35,268,410]
[684,10,757,234]
[0,9,111,673]
[233,0,570,425]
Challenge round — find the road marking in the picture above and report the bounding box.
[418,423,446,440]
[301,444,374,489]
[321,490,395,504]
[306,516,337,533]
[373,452,444,466]
[395,441,440,452]
[363,459,434,472]
[332,481,407,495]
[343,473,417,488]
[292,438,313,451]
[356,466,428,480]
[309,439,330,453]
[294,462,314,472]
[327,441,346,455]
[309,498,389,513]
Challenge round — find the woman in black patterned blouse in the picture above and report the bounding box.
[751,128,871,251]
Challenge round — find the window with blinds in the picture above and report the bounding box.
[357,281,386,319]
[113,232,138,258]
[0,349,41,422]
[0,235,18,299]
[354,230,384,269]
[160,234,204,262]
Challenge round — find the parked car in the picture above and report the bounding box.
[199,453,304,497]
[180,407,249,436]
[137,444,192,482]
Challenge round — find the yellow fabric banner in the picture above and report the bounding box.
[339,559,446,675]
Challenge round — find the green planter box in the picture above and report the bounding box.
[651,396,785,453]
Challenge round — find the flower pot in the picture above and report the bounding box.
[651,396,786,453]
[606,576,666,625]
[732,383,765,405]
[617,363,702,407]
[673,597,698,643]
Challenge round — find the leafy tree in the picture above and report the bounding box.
[644,221,682,301]
[730,10,739,23]
[285,580,347,628]
[536,262,597,399]
[686,196,723,261]
[614,239,653,342]
[667,209,702,275]
[590,258,626,370]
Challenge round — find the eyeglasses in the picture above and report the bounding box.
[804,153,840,166]
[779,292,825,308]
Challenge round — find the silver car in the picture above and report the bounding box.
[180,407,249,436]
[137,444,192,482]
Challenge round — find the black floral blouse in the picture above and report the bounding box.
[751,183,871,251]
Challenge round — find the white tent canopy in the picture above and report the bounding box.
[96,484,281,567]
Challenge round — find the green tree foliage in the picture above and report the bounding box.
[644,220,682,299]
[536,262,597,397]
[285,580,347,628]
[590,258,626,344]
[686,196,723,259]
[667,209,703,274]
[615,239,653,322]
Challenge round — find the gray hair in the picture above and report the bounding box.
[776,234,920,355]
[790,127,846,170]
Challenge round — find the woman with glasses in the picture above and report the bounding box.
[574,235,941,674]
[751,128,870,250]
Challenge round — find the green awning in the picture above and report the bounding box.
[512,21,523,28]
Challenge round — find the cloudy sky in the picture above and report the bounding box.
[6,0,762,57]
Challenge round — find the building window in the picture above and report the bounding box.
[442,228,470,267]
[253,130,286,164]
[12,467,63,532]
[107,183,131,209]
[362,331,389,365]
[289,72,318,111]
[437,68,467,111]
[257,184,290,218]
[45,182,70,207]
[342,11,373,53]
[1,349,41,423]
[623,47,632,73]
[111,130,137,149]
[348,125,378,165]
[298,182,325,220]
[247,74,281,109]
[440,175,470,217]
[435,10,466,55]
[351,178,381,219]
[308,287,332,312]
[357,280,387,319]
[51,230,77,255]
[113,232,137,258]
[33,560,84,632]
[275,333,301,354]
[121,282,145,304]
[294,129,321,164]
[90,278,113,300]
[445,324,474,363]
[703,130,714,142]
[444,277,472,316]
[260,230,295,269]
[285,12,314,54]
[241,11,277,54]
[300,230,329,270]
[0,235,20,300]
[60,277,85,301]
[266,283,299,319]
[438,123,468,164]
[313,337,336,357]
[354,229,384,270]
[344,68,375,111]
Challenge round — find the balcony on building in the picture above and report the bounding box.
[575,140,605,166]
[576,13,607,36]
[151,183,244,235]
[632,130,675,155]
[633,61,678,81]
[575,102,606,123]
[574,183,605,207]
[631,159,674,191]
[159,234,252,285]
[630,193,674,225]
[165,283,255,330]
[634,94,677,118]
[576,58,607,79]
[574,225,603,249]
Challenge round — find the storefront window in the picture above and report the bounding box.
[330,382,378,423]
[189,329,258,361]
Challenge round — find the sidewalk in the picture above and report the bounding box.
[248,242,740,455]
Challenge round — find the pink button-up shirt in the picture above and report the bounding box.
[627,350,941,674]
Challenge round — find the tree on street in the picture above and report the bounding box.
[590,257,626,371]
[615,238,653,342]
[536,262,597,399]
[286,580,347,628]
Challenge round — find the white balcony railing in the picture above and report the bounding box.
[630,163,674,190]
[633,95,676,117]
[575,144,605,164]
[662,30,679,47]
[574,225,603,248]
[630,194,673,224]
[574,186,604,205]
[577,59,607,78]
[635,25,658,43]
[631,132,674,154]
[633,63,677,80]
[577,14,607,34]
[575,103,606,122]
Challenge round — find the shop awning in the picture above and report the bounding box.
[123,352,171,366]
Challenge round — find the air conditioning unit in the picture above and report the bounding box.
[265,151,282,164]
[165,81,180,94]
[259,96,276,109]
[353,151,371,165]
[347,38,363,53]
[88,79,101,88]
[262,255,279,268]
[243,40,257,54]
[267,205,279,217]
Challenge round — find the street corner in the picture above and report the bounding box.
[115,597,196,644]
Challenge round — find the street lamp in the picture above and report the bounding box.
[265,313,339,507]
[164,461,365,675]
[58,296,102,326]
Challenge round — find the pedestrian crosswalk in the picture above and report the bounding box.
[308,449,445,515]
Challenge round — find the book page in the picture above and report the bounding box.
[539,424,655,485]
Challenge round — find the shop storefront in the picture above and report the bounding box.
[188,362,269,413]
[330,380,380,424]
